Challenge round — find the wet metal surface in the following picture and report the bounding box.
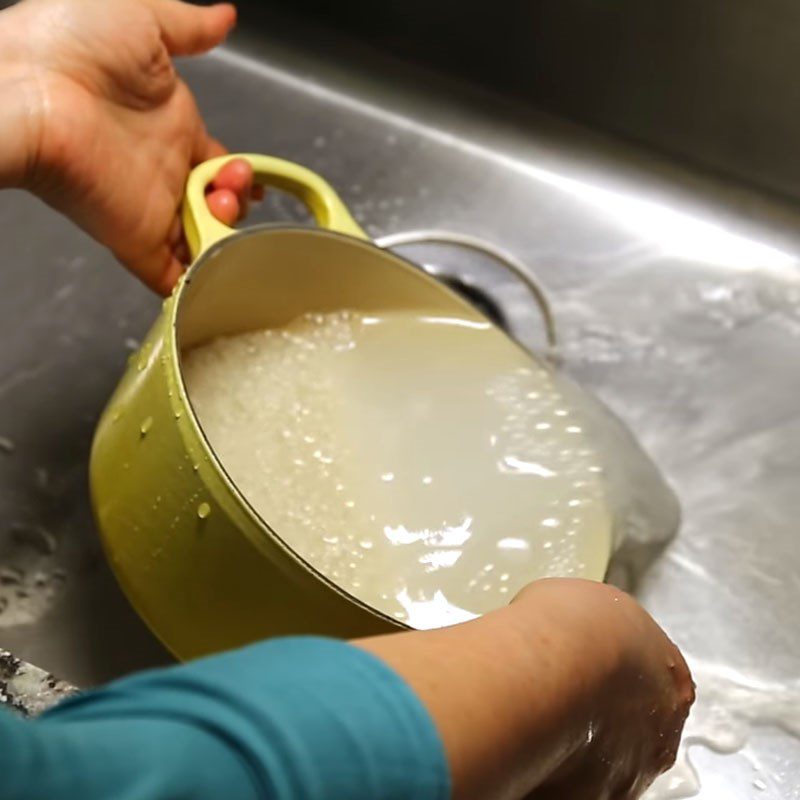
[0,650,75,717]
[0,19,799,796]
[268,0,800,204]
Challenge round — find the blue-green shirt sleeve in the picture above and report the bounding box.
[0,637,450,800]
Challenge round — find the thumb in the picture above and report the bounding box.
[151,1,237,56]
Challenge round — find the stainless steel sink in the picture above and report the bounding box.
[1,3,799,795]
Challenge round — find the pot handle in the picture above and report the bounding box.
[182,154,368,259]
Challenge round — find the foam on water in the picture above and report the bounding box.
[183,310,678,628]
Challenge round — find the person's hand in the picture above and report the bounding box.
[356,578,694,800]
[0,0,236,294]
[205,156,260,227]
[518,581,694,799]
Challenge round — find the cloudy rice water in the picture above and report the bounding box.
[183,309,677,628]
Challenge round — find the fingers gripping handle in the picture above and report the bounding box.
[183,154,367,260]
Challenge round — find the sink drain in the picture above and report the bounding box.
[438,275,508,331]
[376,230,556,358]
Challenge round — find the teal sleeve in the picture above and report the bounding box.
[0,637,450,800]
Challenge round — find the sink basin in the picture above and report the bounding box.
[1,2,799,793]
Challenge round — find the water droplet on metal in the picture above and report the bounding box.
[197,502,211,520]
[140,416,153,436]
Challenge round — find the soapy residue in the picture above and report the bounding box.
[646,659,800,799]
[0,523,63,628]
[183,309,678,628]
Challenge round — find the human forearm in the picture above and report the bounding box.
[5,638,449,800]
[0,710,260,800]
[356,579,693,800]
[356,583,608,800]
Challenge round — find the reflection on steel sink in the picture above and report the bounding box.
[1,4,799,795]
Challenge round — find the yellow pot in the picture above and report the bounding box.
[90,154,609,661]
